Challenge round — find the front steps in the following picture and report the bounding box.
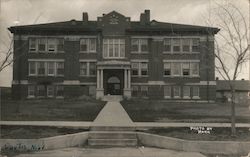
[102,95,123,102]
[88,127,138,147]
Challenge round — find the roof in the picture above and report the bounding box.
[216,80,250,91]
[8,11,219,34]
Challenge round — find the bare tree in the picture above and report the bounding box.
[207,1,249,136]
[0,33,13,73]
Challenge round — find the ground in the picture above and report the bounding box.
[141,127,250,141]
[2,147,207,157]
[0,125,88,139]
[121,99,250,123]
[1,98,105,121]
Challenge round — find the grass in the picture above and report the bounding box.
[121,99,250,123]
[0,125,88,139]
[1,98,106,121]
[141,127,250,141]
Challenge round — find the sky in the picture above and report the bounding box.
[0,0,249,87]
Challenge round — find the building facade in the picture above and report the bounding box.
[9,10,219,101]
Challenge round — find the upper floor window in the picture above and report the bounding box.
[80,38,96,53]
[29,38,64,53]
[131,61,148,77]
[131,39,148,53]
[163,38,200,53]
[103,39,125,58]
[79,60,96,77]
[28,60,64,76]
[163,61,199,77]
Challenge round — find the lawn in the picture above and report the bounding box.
[121,99,250,123]
[0,98,106,121]
[141,127,250,141]
[0,125,88,139]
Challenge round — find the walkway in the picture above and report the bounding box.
[1,121,250,128]
[91,100,134,127]
[13,147,206,157]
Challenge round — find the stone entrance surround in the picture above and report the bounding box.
[96,61,131,99]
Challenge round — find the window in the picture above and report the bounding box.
[80,62,87,76]
[164,63,171,76]
[183,86,191,98]
[182,63,190,76]
[37,62,46,75]
[56,86,64,97]
[57,38,64,52]
[141,86,148,97]
[47,38,56,52]
[38,38,46,52]
[182,39,191,52]
[192,39,199,52]
[29,38,37,52]
[192,86,199,98]
[173,38,181,52]
[37,85,45,97]
[80,61,96,76]
[47,62,55,76]
[80,38,96,52]
[163,39,171,52]
[132,86,139,96]
[56,62,64,76]
[164,86,171,98]
[47,85,54,97]
[141,62,148,76]
[103,39,125,58]
[131,61,148,77]
[172,62,181,76]
[131,63,139,76]
[191,62,199,76]
[173,86,181,98]
[29,62,36,75]
[131,39,148,53]
[89,62,96,76]
[28,85,35,98]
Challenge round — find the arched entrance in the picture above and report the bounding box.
[107,76,121,95]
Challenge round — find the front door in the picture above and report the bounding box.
[107,76,121,95]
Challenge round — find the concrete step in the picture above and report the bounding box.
[88,139,138,146]
[88,131,137,139]
[90,126,135,131]
[102,95,123,102]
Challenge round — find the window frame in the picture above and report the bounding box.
[47,85,54,98]
[131,38,148,54]
[27,85,35,98]
[103,39,125,59]
[80,38,97,53]
[28,61,37,76]
[131,61,148,77]
[79,60,97,77]
[164,86,171,99]
[183,86,191,99]
[173,86,181,98]
[192,86,200,99]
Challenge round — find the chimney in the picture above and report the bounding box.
[82,12,88,22]
[140,10,150,25]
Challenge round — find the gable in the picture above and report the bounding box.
[97,11,130,35]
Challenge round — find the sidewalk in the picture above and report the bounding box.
[13,147,206,157]
[91,101,134,127]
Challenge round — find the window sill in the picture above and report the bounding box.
[27,96,35,99]
[163,52,200,54]
[164,96,171,99]
[79,51,97,53]
[28,75,64,77]
[132,75,148,77]
[163,75,200,78]
[192,96,200,99]
[79,75,96,77]
[56,96,64,99]
[131,51,149,54]
[103,57,125,59]
[183,96,191,99]
[28,51,65,53]
[173,96,181,99]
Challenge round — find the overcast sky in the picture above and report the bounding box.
[0,0,249,87]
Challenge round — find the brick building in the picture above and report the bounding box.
[9,10,219,101]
